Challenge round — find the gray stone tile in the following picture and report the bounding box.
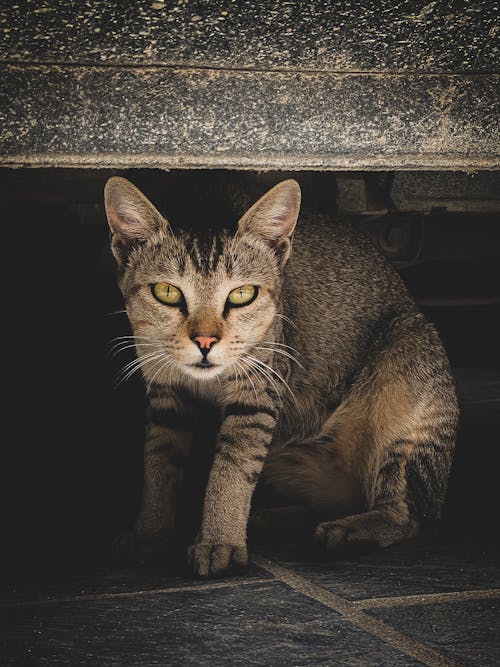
[260,541,500,600]
[1,561,270,604]
[1,582,424,666]
[367,598,500,667]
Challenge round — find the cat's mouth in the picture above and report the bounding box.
[188,359,222,374]
[186,360,225,380]
[192,360,217,369]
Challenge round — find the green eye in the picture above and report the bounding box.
[227,285,258,307]
[152,282,183,306]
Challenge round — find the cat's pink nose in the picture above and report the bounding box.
[193,335,219,351]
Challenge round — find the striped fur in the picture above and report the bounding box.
[105,177,459,577]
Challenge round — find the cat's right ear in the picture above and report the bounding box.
[104,177,170,265]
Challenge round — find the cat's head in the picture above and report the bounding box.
[104,177,301,384]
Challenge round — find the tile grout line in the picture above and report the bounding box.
[1,577,271,608]
[252,555,463,667]
[353,588,500,609]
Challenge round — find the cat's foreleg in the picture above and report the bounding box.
[188,395,278,577]
[113,391,193,564]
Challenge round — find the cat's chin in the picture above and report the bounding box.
[184,364,225,381]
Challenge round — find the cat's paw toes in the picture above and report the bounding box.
[187,543,248,578]
[314,521,378,557]
[111,531,170,566]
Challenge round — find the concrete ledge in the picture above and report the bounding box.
[1,0,498,73]
[1,66,499,170]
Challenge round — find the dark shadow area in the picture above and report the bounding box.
[0,168,499,580]
[1,168,499,667]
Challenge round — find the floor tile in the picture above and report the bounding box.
[1,582,424,666]
[259,540,500,600]
[1,561,269,604]
[367,598,500,667]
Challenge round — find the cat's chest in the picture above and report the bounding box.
[170,374,336,443]
[272,390,334,444]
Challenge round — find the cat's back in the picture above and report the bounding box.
[286,210,416,323]
[280,211,419,390]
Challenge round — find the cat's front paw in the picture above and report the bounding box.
[187,542,248,578]
[111,530,171,566]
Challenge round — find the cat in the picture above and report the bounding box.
[104,175,459,578]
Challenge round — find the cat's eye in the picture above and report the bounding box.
[151,282,183,306]
[227,285,258,307]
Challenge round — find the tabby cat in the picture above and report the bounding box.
[105,175,459,578]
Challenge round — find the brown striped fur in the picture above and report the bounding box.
[105,176,459,577]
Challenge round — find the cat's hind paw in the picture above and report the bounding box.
[187,543,248,578]
[314,511,417,557]
[314,520,379,557]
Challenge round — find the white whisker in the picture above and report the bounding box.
[235,360,259,402]
[114,351,164,388]
[108,335,155,342]
[146,355,176,393]
[273,312,298,330]
[104,309,128,317]
[109,341,159,358]
[243,356,284,408]
[106,334,159,351]
[254,346,305,370]
[251,340,302,354]
[246,354,298,407]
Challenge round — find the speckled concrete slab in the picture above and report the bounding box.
[1,66,498,170]
[1,1,499,169]
[1,0,498,72]
[1,582,424,666]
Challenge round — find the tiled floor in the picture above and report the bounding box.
[2,540,499,666]
[2,370,499,665]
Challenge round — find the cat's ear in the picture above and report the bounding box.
[104,176,170,264]
[237,179,301,266]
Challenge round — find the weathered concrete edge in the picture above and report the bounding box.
[2,66,498,171]
[3,59,500,76]
[2,152,499,171]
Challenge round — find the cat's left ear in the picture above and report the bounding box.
[104,176,170,265]
[238,179,301,267]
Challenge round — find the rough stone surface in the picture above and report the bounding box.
[1,0,498,72]
[1,562,271,604]
[1,65,498,170]
[260,541,500,601]
[1,1,499,169]
[1,582,423,666]
[391,172,500,212]
[368,599,500,667]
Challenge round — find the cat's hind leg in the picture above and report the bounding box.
[260,314,458,557]
[313,314,458,556]
[255,435,416,555]
[254,434,366,539]
[314,441,420,556]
